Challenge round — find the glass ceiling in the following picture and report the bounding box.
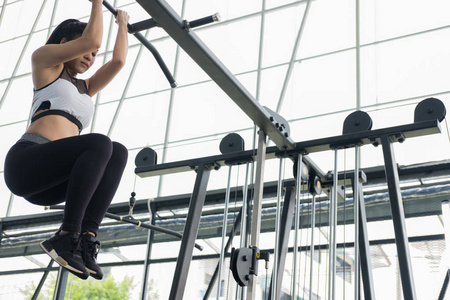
[2,2,450,299]
[0,0,449,221]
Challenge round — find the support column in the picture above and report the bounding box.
[328,150,339,300]
[247,130,267,299]
[32,260,54,300]
[53,267,68,300]
[169,164,211,300]
[140,203,156,300]
[354,146,361,299]
[380,135,417,300]
[357,180,376,300]
[268,181,296,300]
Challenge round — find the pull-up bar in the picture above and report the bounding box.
[102,0,177,88]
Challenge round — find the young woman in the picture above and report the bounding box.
[4,0,129,280]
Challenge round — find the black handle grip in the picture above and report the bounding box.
[188,13,220,29]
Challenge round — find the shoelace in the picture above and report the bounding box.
[81,236,100,261]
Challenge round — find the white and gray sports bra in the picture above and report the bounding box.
[31,67,94,132]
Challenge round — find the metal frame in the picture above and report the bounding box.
[133,119,442,299]
[3,0,450,220]
[169,163,211,299]
[247,130,268,298]
[140,202,156,300]
[136,0,295,150]
[203,210,242,299]
[135,119,441,179]
[3,167,450,259]
[354,179,376,300]
[268,180,297,300]
[53,267,68,300]
[0,0,446,296]
[438,269,450,300]
[380,134,418,300]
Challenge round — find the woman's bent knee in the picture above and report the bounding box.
[112,142,128,166]
[83,133,113,157]
[87,133,112,147]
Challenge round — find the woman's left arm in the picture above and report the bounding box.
[87,10,129,96]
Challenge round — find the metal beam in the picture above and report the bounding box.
[136,0,295,150]
[356,181,376,300]
[53,267,69,300]
[247,130,267,299]
[380,134,417,300]
[268,181,296,300]
[135,119,441,178]
[169,164,211,300]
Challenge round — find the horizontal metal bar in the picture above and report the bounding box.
[1,182,449,259]
[0,233,445,276]
[135,119,441,177]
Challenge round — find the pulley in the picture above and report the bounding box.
[230,246,270,287]
[292,158,309,182]
[309,174,322,196]
[414,97,446,123]
[135,147,157,167]
[220,133,245,154]
[342,110,373,135]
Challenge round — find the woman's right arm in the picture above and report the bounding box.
[32,0,103,70]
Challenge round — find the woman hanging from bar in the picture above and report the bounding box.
[4,0,129,280]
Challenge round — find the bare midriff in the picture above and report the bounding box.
[26,110,79,141]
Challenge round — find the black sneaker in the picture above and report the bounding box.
[40,231,89,280]
[80,234,103,280]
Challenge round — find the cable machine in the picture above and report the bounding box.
[123,1,446,299]
[134,98,445,300]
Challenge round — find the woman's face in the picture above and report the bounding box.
[60,35,98,76]
[65,50,98,76]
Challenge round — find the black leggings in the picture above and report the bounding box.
[4,133,128,234]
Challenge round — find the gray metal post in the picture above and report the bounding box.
[140,203,156,300]
[292,154,303,300]
[271,156,285,300]
[247,130,267,300]
[216,165,233,299]
[239,162,251,248]
[309,194,316,300]
[236,161,251,300]
[380,135,417,300]
[204,211,242,300]
[328,150,339,300]
[354,146,361,299]
[32,259,54,300]
[53,267,68,300]
[268,181,297,300]
[357,181,376,300]
[169,164,211,300]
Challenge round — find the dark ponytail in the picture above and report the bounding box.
[46,19,88,45]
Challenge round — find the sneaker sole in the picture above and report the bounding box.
[86,267,103,280]
[85,267,97,275]
[40,240,88,277]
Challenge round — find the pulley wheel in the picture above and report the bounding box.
[343,110,373,134]
[135,147,157,167]
[220,133,245,154]
[414,97,446,123]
